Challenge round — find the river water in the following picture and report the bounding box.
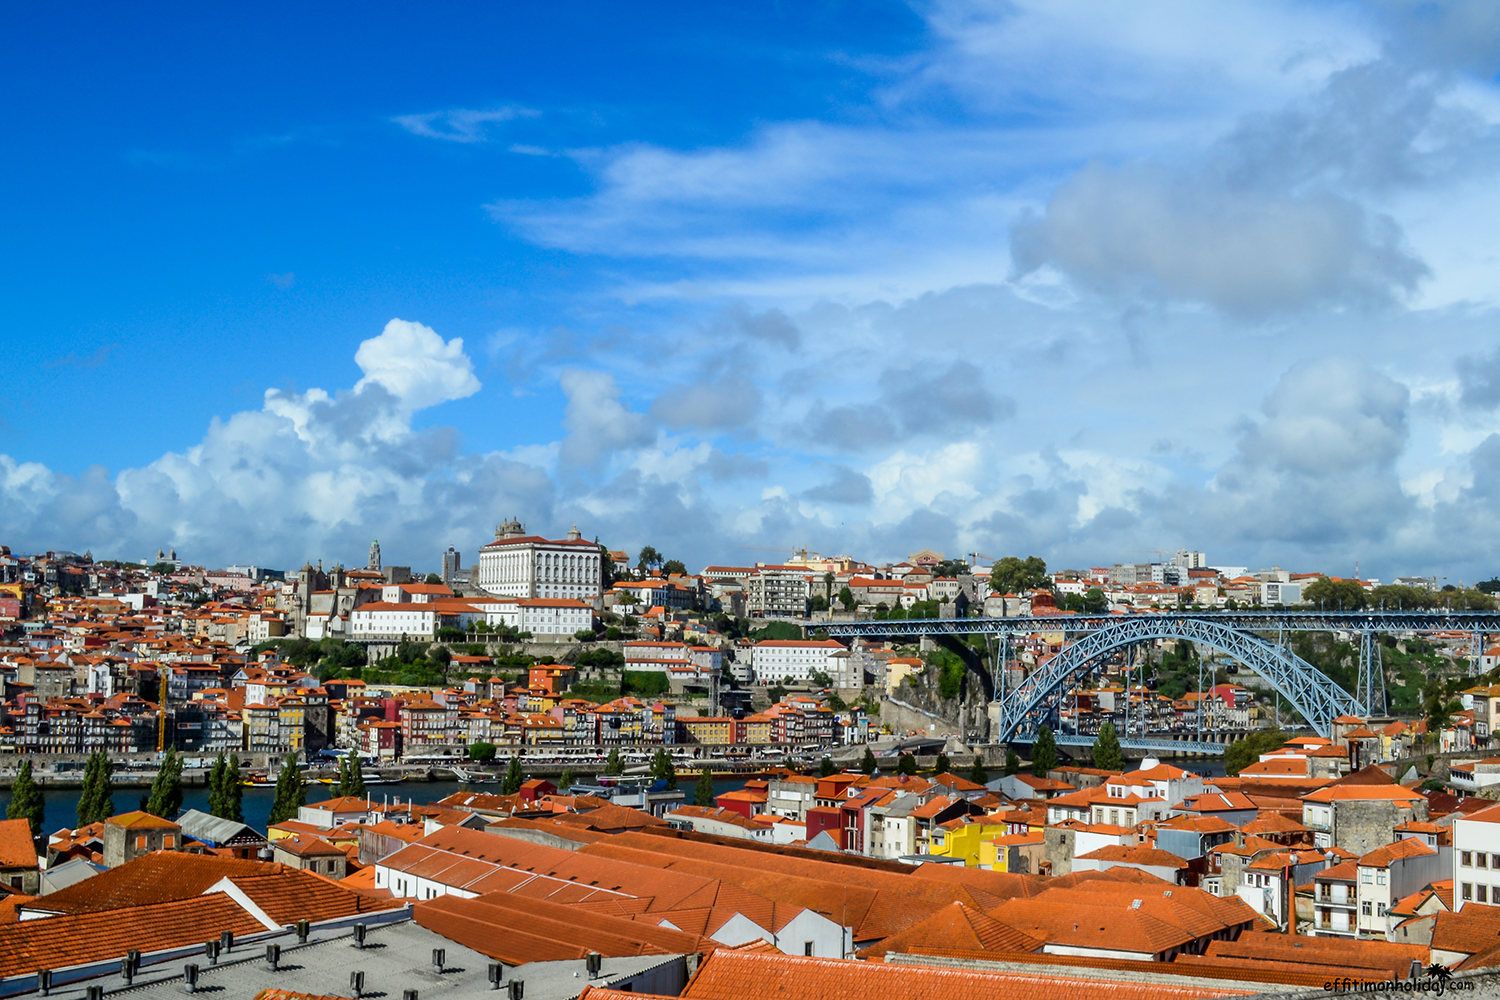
[8,776,754,835]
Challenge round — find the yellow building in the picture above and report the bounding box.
[741,715,772,744]
[278,697,306,751]
[979,832,1045,873]
[929,817,1008,866]
[682,716,733,745]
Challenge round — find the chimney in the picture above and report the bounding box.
[265,945,281,972]
[507,981,525,1000]
[184,963,200,994]
[488,963,506,990]
[204,940,220,965]
[350,971,365,998]
[586,952,603,979]
[36,970,51,997]
[353,923,368,949]
[432,949,446,974]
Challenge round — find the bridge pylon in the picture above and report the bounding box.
[1356,632,1387,717]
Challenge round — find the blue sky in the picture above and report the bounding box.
[6,1,1500,580]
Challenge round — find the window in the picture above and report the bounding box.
[1464,883,1474,901]
[1492,854,1500,869]
[804,943,814,956]
[1362,902,1372,915]
[136,835,147,849]
[1361,870,1372,884]
[1464,851,1474,866]
[1482,886,1491,904]
[1481,854,1490,869]
[1376,871,1386,886]
[163,835,175,849]
[1378,903,1386,916]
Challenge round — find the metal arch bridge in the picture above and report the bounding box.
[822,611,1500,750]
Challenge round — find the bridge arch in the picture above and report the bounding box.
[997,616,1363,743]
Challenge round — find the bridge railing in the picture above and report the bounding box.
[822,609,1500,636]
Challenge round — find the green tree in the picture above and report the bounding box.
[823,572,835,603]
[467,742,497,761]
[968,755,989,785]
[637,546,663,574]
[7,760,43,841]
[1003,749,1020,776]
[1030,726,1057,778]
[225,756,244,822]
[144,747,184,819]
[934,753,951,775]
[604,748,624,776]
[1223,729,1287,776]
[268,752,305,825]
[1302,577,1368,611]
[332,756,350,798]
[1092,722,1125,772]
[990,556,1051,595]
[860,747,877,775]
[76,750,115,827]
[649,749,678,790]
[818,756,837,777]
[1082,588,1108,613]
[838,586,855,611]
[559,768,576,792]
[500,756,525,796]
[424,572,443,585]
[346,755,366,799]
[897,753,918,776]
[206,753,228,818]
[662,559,687,578]
[694,768,716,806]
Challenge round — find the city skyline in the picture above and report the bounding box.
[6,3,1500,579]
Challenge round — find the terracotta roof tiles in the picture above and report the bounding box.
[671,949,1253,1000]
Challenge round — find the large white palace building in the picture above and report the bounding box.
[475,519,604,602]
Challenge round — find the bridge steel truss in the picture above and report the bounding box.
[996,616,1364,742]
[822,610,1500,744]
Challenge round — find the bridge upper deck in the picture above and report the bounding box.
[822,609,1500,637]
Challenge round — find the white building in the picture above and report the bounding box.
[1092,759,1206,825]
[520,598,594,636]
[482,597,594,636]
[476,520,603,602]
[1263,581,1303,605]
[1355,838,1444,938]
[349,602,437,639]
[751,639,850,684]
[623,641,722,673]
[1453,803,1500,910]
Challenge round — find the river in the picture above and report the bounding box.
[7,776,754,835]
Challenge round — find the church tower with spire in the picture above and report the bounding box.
[368,538,381,572]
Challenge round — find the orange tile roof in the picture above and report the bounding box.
[673,949,1253,1000]
[1198,930,1427,979]
[273,833,347,858]
[0,819,35,869]
[414,891,714,965]
[1075,844,1189,869]
[857,901,1042,958]
[1301,785,1426,803]
[1359,838,1437,867]
[105,810,180,830]
[24,852,286,915]
[1431,903,1500,958]
[0,894,266,978]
